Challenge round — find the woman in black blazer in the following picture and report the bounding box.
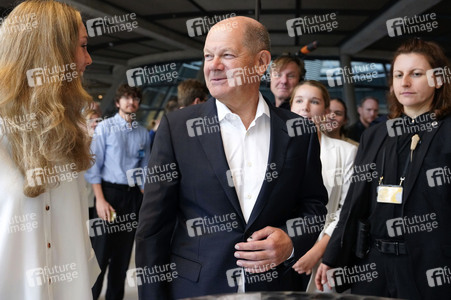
[315,39,451,300]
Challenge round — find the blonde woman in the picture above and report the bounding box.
[290,81,357,291]
[0,1,100,299]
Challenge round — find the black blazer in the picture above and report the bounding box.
[135,97,328,299]
[323,115,451,298]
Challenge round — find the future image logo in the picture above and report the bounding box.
[426,67,451,87]
[186,213,238,237]
[326,64,378,88]
[286,13,338,37]
[426,167,451,187]
[386,13,438,37]
[186,116,220,137]
[426,267,451,287]
[186,13,237,37]
[126,63,178,87]
[326,263,378,287]
[86,14,138,37]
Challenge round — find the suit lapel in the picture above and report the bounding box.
[246,106,290,229]
[196,99,245,223]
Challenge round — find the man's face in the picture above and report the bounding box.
[358,99,379,125]
[203,23,262,101]
[270,62,300,101]
[116,95,140,114]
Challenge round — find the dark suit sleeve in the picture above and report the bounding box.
[287,131,329,260]
[135,114,179,300]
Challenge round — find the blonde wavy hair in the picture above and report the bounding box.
[0,0,93,197]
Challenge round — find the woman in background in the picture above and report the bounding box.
[0,1,99,299]
[290,81,357,292]
[325,98,359,147]
[316,39,451,299]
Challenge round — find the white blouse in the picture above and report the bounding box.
[0,137,100,299]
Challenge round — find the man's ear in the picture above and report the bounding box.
[357,106,362,115]
[193,97,201,105]
[257,50,271,76]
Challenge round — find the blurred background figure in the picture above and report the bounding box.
[85,84,150,300]
[325,98,359,147]
[85,109,102,219]
[148,96,179,150]
[290,81,357,292]
[270,55,306,109]
[86,109,102,137]
[91,101,102,117]
[346,96,379,142]
[177,78,209,108]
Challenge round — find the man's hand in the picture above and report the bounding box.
[315,263,332,291]
[92,183,115,221]
[234,226,293,273]
[96,197,115,222]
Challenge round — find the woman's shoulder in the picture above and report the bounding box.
[323,134,358,152]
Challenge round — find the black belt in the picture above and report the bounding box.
[375,239,407,255]
[102,181,138,191]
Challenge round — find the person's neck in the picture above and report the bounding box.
[275,97,287,107]
[324,128,341,140]
[119,111,133,124]
[360,117,369,128]
[221,93,260,130]
[403,105,431,119]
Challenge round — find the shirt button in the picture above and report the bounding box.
[45,205,50,211]
[47,243,51,248]
[247,162,252,167]
[247,194,252,199]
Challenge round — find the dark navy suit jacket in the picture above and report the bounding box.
[135,97,328,299]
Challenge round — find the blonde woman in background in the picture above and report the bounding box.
[0,1,100,299]
[290,81,357,292]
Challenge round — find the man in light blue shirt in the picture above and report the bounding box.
[85,84,150,300]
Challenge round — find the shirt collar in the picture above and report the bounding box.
[400,111,435,125]
[113,113,137,130]
[215,93,270,123]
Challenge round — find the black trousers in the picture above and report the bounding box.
[91,181,142,300]
[350,247,421,299]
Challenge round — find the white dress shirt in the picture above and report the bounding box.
[0,136,100,299]
[216,93,271,223]
[216,93,271,292]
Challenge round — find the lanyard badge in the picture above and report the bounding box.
[377,134,420,205]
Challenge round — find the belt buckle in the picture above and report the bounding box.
[394,241,399,255]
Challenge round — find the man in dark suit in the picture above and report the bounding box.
[135,16,327,299]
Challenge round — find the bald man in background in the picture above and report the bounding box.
[136,16,327,299]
